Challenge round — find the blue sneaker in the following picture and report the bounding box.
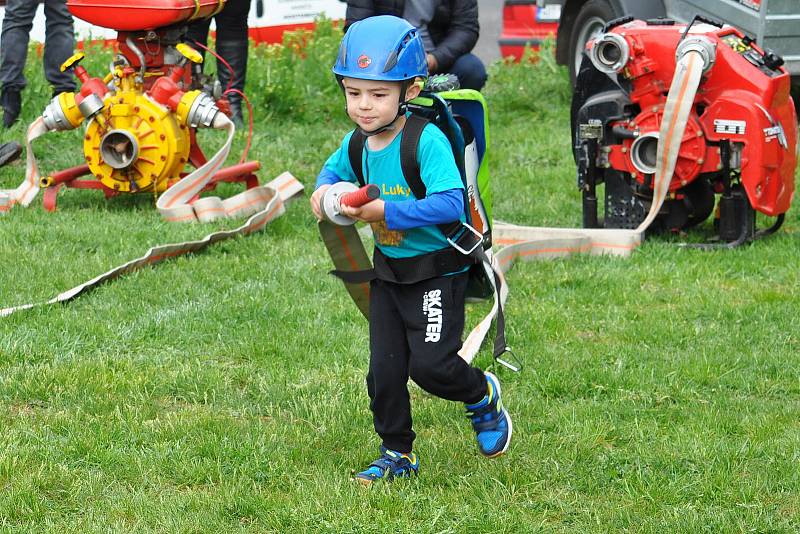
[465,371,512,457]
[354,446,419,485]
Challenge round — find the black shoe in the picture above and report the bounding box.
[216,39,248,128]
[0,141,21,167]
[228,98,244,128]
[1,89,21,128]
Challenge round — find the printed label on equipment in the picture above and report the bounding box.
[764,124,788,149]
[579,120,603,139]
[714,119,746,135]
[537,4,562,22]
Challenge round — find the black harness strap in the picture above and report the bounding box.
[399,114,429,200]
[347,128,367,187]
[332,245,475,286]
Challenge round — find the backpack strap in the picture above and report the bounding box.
[399,114,429,200]
[347,129,367,187]
[400,114,463,239]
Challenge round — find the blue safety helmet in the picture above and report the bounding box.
[333,15,428,83]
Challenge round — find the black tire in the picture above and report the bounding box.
[569,0,618,86]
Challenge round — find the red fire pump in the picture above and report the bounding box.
[39,0,258,211]
[572,16,797,243]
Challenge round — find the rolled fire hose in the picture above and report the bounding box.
[321,48,708,367]
[156,113,304,224]
[0,113,304,317]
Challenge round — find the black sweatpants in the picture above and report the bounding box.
[367,272,488,453]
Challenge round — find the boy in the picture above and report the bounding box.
[310,15,511,485]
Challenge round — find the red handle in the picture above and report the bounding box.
[340,184,380,208]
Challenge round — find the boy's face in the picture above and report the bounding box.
[342,77,406,132]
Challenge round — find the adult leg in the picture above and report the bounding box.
[185,16,212,49]
[43,0,76,94]
[447,53,488,91]
[402,273,488,404]
[214,0,250,125]
[367,279,415,453]
[185,17,213,94]
[0,0,38,126]
[0,0,37,92]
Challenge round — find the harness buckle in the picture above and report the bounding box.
[447,222,483,256]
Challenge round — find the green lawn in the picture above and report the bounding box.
[1,30,800,532]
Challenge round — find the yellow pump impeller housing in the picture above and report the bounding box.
[84,82,190,193]
[39,40,246,208]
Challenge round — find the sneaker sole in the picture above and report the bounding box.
[484,371,513,458]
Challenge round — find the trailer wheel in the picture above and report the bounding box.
[569,0,617,85]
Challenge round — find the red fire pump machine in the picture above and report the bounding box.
[572,16,797,244]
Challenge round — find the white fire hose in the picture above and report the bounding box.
[1,106,304,317]
[461,46,709,365]
[320,45,710,368]
[0,117,49,213]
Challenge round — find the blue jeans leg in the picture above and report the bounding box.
[447,53,488,91]
[0,0,38,91]
[43,0,76,92]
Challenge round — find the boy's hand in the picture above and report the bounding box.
[310,184,330,221]
[340,199,385,223]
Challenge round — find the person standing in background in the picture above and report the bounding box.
[344,0,487,91]
[0,0,76,128]
[186,0,252,127]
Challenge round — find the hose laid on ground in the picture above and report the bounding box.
[0,113,304,317]
[0,117,49,214]
[156,114,297,223]
[457,49,706,365]
[321,49,706,367]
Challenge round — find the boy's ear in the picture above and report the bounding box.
[405,81,422,101]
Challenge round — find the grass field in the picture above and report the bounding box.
[1,26,800,532]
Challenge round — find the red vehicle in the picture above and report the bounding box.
[499,1,560,59]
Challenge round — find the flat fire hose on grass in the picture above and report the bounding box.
[321,49,706,367]
[0,117,49,213]
[0,114,304,317]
